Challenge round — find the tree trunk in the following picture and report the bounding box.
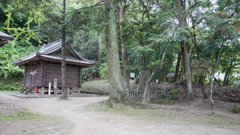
[199,75,208,99]
[174,49,181,82]
[142,38,171,103]
[60,0,67,99]
[138,70,151,91]
[98,33,102,64]
[223,62,233,86]
[104,0,125,103]
[213,76,222,87]
[119,1,130,90]
[163,69,166,94]
[177,0,193,100]
[191,14,207,98]
[210,76,214,114]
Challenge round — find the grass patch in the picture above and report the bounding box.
[81,79,109,95]
[88,101,175,122]
[233,105,240,113]
[0,109,42,120]
[202,113,240,129]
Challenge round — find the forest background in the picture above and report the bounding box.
[0,0,239,101]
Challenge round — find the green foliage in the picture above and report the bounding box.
[73,30,99,60]
[233,105,240,113]
[0,41,38,78]
[82,62,100,81]
[170,88,179,100]
[99,63,108,79]
[161,94,168,99]
[0,75,24,91]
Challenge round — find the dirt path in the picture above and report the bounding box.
[0,92,239,135]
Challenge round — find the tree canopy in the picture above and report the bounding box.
[0,0,239,101]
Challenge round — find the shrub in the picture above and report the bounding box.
[233,105,240,113]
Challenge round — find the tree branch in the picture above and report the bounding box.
[124,18,144,45]
[216,41,225,69]
[148,0,178,19]
[142,33,173,103]
[188,1,201,10]
[67,2,104,15]
[68,2,104,21]
[51,0,63,13]
[36,14,58,29]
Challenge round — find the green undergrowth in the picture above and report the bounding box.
[0,75,24,91]
[88,101,240,130]
[81,79,110,95]
[0,109,42,120]
[233,105,240,113]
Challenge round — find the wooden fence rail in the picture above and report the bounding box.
[126,90,162,99]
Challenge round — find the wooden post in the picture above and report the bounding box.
[54,76,58,96]
[24,66,27,87]
[78,87,80,94]
[41,87,44,95]
[79,67,82,88]
[67,87,70,95]
[48,82,51,95]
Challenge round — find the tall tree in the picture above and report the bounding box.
[118,1,130,91]
[61,0,67,99]
[104,0,125,102]
[177,0,193,100]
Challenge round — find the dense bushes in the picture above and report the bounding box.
[0,75,24,91]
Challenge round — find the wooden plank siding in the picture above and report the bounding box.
[25,63,42,87]
[23,61,82,88]
[44,63,80,87]
[79,67,82,88]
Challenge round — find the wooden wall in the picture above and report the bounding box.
[25,63,42,87]
[24,61,82,88]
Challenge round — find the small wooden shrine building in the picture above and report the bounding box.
[166,72,181,82]
[0,31,14,47]
[13,41,95,94]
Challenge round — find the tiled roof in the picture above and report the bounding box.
[13,41,95,67]
[0,31,14,40]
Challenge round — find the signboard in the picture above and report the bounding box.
[130,73,135,78]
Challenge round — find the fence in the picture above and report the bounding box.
[126,90,162,99]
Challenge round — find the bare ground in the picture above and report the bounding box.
[0,92,240,135]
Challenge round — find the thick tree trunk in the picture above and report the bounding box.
[138,70,151,91]
[104,0,125,103]
[61,0,67,99]
[119,1,130,90]
[177,0,193,100]
[181,42,193,100]
[174,50,181,82]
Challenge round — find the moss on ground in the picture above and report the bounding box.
[81,79,110,95]
[88,102,240,130]
[0,106,73,135]
[233,105,240,113]
[0,109,41,120]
